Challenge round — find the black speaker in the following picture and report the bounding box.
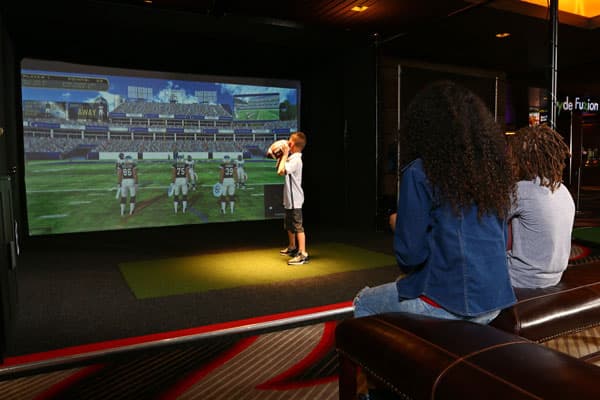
[0,176,18,362]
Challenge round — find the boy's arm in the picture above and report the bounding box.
[277,150,289,176]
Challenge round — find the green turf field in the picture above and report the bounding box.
[25,159,283,235]
[119,243,397,299]
[234,109,279,121]
[572,227,600,245]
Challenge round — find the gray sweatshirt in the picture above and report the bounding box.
[507,178,575,288]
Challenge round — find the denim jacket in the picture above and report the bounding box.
[394,159,516,317]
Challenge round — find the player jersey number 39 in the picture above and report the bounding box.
[223,165,234,178]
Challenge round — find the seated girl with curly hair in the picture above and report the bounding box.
[354,81,517,324]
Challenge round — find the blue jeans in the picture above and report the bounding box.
[353,282,500,325]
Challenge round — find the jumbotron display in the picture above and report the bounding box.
[21,59,300,235]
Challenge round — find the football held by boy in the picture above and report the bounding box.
[277,132,308,265]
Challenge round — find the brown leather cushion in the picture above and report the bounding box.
[336,313,600,400]
[491,262,600,342]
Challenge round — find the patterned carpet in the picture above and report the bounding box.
[0,323,339,400]
[1,241,599,399]
[543,325,600,367]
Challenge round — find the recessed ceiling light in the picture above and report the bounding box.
[351,6,369,12]
[496,32,511,38]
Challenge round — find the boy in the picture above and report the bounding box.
[506,124,575,288]
[277,132,308,265]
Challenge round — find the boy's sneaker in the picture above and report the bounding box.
[288,253,309,265]
[280,247,298,256]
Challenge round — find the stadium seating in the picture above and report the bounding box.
[23,135,271,154]
[111,102,232,118]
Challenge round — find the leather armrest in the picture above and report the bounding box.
[491,262,600,342]
[336,313,600,400]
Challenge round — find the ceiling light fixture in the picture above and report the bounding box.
[505,131,517,135]
[144,0,153,4]
[495,32,511,38]
[351,6,369,12]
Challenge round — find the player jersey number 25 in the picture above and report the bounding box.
[223,165,234,178]
[122,167,134,178]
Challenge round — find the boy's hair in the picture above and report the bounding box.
[507,124,570,192]
[403,81,515,219]
[290,132,306,146]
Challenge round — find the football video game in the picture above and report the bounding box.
[21,59,300,235]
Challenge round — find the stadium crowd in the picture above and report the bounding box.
[24,135,271,154]
[112,102,231,118]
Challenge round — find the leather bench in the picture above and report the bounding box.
[491,262,600,343]
[336,313,600,400]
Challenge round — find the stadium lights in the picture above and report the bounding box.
[495,32,511,38]
[351,6,369,12]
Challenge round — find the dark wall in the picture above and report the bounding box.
[0,1,377,244]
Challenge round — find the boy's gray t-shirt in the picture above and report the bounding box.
[508,178,575,288]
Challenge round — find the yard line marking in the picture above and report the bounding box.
[27,183,280,193]
[38,214,69,219]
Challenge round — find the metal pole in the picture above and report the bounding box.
[494,76,499,123]
[374,33,380,230]
[569,111,573,186]
[549,0,559,129]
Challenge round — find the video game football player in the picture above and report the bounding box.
[236,154,247,189]
[186,155,197,191]
[171,154,189,214]
[118,155,138,216]
[115,152,126,199]
[219,155,238,214]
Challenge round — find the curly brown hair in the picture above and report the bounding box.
[507,124,570,192]
[403,81,515,218]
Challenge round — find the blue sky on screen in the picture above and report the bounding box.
[21,69,298,112]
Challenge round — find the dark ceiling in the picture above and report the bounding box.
[3,0,600,85]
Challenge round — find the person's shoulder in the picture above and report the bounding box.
[401,158,426,180]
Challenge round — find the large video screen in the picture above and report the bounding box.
[21,59,299,235]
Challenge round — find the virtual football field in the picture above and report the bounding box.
[234,109,280,121]
[25,159,283,235]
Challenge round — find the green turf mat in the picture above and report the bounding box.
[119,243,396,299]
[572,227,600,245]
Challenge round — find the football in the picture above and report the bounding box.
[267,140,289,159]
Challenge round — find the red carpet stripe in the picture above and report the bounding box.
[255,321,338,390]
[1,301,352,369]
[159,336,259,400]
[33,364,106,400]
